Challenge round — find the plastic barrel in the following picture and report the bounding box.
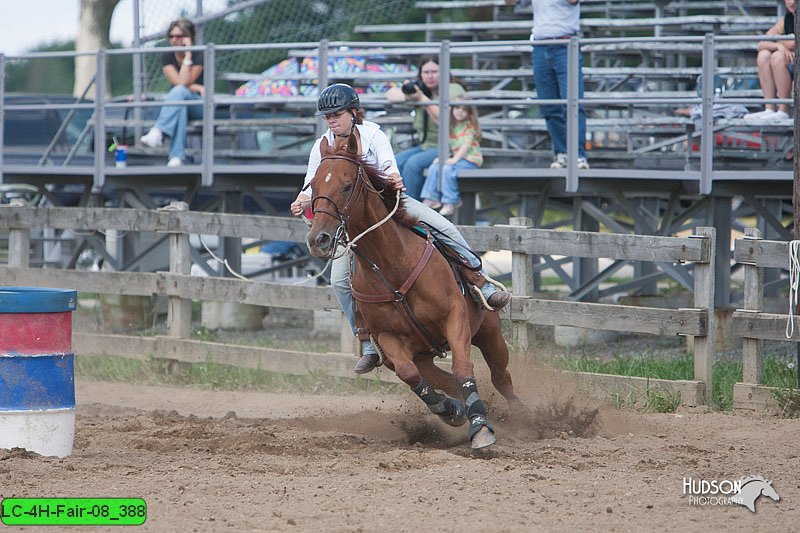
[0,287,77,457]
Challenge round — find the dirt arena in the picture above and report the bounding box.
[1,362,797,533]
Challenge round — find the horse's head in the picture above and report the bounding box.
[305,131,416,258]
[735,476,781,512]
[306,133,365,258]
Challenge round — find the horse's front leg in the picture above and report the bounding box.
[415,357,460,398]
[445,313,496,450]
[377,334,467,428]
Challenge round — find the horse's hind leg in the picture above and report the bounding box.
[472,312,520,404]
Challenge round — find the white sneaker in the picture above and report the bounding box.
[438,203,457,216]
[743,109,777,122]
[422,198,442,210]
[140,127,163,148]
[550,153,567,169]
[167,157,183,167]
[577,157,590,169]
[771,110,790,121]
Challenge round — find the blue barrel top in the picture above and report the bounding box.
[0,287,77,314]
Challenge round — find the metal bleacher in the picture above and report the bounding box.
[358,0,793,307]
[1,0,793,305]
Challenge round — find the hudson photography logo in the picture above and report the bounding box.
[683,476,780,512]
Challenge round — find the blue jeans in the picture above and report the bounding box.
[421,159,477,205]
[155,85,203,161]
[532,44,587,158]
[331,195,499,351]
[395,145,437,200]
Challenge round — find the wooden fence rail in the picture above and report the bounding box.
[1,206,717,405]
[732,228,796,411]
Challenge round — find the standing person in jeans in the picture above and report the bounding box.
[386,56,467,199]
[139,18,204,167]
[506,0,589,170]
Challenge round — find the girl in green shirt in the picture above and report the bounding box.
[420,100,483,217]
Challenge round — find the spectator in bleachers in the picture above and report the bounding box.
[506,0,589,169]
[386,57,466,199]
[139,18,204,167]
[421,99,483,217]
[744,0,795,123]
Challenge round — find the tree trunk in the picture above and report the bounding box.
[74,0,122,99]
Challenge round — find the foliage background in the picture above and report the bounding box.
[6,0,462,97]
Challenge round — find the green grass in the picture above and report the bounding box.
[552,353,798,412]
[190,325,337,354]
[75,354,404,395]
[642,387,682,413]
[772,387,800,417]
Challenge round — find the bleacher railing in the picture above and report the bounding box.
[0,33,792,193]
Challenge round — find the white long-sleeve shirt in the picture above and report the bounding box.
[300,120,400,196]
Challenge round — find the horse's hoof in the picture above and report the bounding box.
[438,399,468,427]
[470,426,496,450]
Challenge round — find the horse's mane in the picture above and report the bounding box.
[329,141,418,229]
[359,159,418,229]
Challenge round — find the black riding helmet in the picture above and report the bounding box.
[316,83,360,116]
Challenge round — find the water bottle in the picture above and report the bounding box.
[115,145,128,168]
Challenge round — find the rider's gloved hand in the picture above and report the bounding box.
[386,172,405,192]
[291,196,310,216]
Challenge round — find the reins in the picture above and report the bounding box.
[309,152,444,355]
[347,189,401,251]
[311,154,400,258]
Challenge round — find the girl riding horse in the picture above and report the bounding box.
[302,117,520,449]
[291,84,512,375]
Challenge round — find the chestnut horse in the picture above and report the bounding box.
[305,132,519,449]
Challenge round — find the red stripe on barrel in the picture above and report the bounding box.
[0,312,73,354]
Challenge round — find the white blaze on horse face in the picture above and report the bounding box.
[325,172,332,183]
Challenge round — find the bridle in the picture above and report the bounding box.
[309,154,383,256]
[307,152,441,355]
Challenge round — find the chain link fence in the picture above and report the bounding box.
[139,0,420,92]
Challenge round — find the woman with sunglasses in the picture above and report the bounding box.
[290,84,512,375]
[139,18,204,167]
